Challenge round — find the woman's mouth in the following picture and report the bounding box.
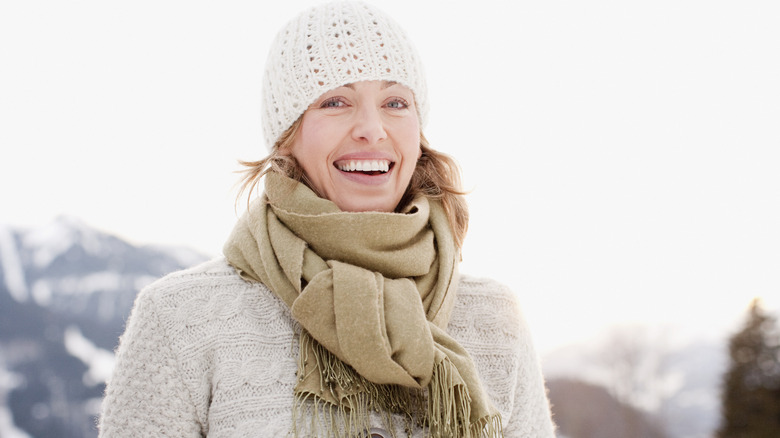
[334,159,393,175]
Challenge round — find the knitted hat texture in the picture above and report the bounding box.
[261,1,429,150]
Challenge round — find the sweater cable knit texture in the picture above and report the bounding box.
[99,258,555,437]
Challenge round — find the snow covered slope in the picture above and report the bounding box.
[0,218,208,438]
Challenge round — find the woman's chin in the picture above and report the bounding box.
[332,193,400,213]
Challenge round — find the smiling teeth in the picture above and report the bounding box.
[337,160,390,172]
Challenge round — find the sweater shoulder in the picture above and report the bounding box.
[456,275,516,301]
[454,275,524,322]
[449,274,534,350]
[142,257,244,293]
[133,257,292,341]
[137,257,264,307]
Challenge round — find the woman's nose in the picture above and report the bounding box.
[351,105,387,145]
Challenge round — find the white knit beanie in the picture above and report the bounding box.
[261,1,429,150]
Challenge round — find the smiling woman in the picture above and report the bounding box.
[283,80,421,214]
[98,2,555,437]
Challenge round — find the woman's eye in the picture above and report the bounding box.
[320,98,346,108]
[385,99,409,109]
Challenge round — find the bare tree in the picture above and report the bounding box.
[594,324,672,437]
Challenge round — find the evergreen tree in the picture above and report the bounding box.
[718,298,780,437]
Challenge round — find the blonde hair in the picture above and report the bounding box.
[237,119,469,248]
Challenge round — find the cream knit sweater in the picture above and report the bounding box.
[98,258,555,437]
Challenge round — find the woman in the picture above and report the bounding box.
[99,2,555,437]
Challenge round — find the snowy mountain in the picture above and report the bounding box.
[0,217,208,438]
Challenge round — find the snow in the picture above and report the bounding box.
[0,358,31,438]
[22,216,104,268]
[21,217,79,268]
[30,280,52,306]
[0,410,31,438]
[64,326,115,386]
[0,225,28,303]
[38,271,124,296]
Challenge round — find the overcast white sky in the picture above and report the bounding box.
[2,0,779,354]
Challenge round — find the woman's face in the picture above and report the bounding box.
[287,80,421,212]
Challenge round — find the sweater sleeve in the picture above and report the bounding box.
[503,296,556,437]
[98,287,203,437]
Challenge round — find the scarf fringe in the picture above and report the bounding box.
[292,331,503,437]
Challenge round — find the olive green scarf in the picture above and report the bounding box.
[223,172,502,437]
